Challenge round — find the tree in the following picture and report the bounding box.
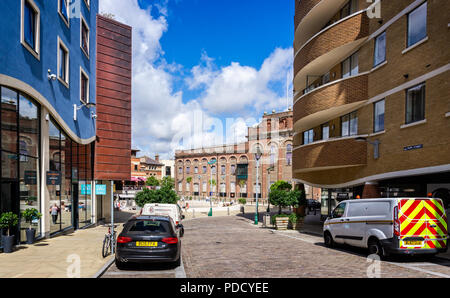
[0,212,19,236]
[146,176,160,187]
[161,176,175,189]
[268,180,297,214]
[238,180,246,198]
[270,180,292,192]
[135,186,179,208]
[186,177,192,184]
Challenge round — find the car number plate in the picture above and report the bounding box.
[404,241,423,246]
[135,241,158,247]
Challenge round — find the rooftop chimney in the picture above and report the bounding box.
[155,154,159,162]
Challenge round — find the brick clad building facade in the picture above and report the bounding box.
[175,110,294,202]
[293,0,450,213]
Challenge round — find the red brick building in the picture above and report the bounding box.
[175,110,294,202]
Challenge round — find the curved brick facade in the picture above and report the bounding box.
[294,12,369,76]
[293,138,367,171]
[294,0,322,30]
[293,74,368,123]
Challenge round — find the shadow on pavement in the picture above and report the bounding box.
[116,262,179,271]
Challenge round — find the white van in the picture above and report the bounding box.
[323,198,448,258]
[141,203,185,236]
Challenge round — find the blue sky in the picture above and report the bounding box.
[100,0,295,158]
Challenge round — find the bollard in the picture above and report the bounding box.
[193,209,195,218]
[227,207,230,216]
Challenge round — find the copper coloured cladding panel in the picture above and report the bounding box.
[95,15,132,180]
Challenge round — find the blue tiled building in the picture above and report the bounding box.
[0,0,99,243]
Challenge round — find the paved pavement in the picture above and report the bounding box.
[0,211,135,278]
[181,216,450,278]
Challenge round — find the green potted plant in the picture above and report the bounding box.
[0,212,19,253]
[288,213,304,230]
[21,208,42,244]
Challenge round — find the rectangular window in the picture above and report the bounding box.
[405,83,425,124]
[321,123,329,140]
[81,16,90,57]
[80,68,89,103]
[374,32,386,67]
[194,166,198,174]
[221,165,226,175]
[407,2,427,48]
[202,166,207,174]
[231,165,236,175]
[58,0,69,26]
[374,99,385,132]
[341,111,358,136]
[340,0,358,19]
[303,129,314,145]
[342,52,358,78]
[186,167,190,174]
[21,0,40,59]
[57,38,69,87]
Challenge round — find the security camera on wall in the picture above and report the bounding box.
[47,69,56,81]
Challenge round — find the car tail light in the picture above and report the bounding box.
[176,221,179,225]
[117,236,132,243]
[162,237,178,244]
[393,206,400,237]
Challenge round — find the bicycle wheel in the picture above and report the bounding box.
[102,235,111,258]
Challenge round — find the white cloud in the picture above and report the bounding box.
[99,0,293,160]
[188,48,293,116]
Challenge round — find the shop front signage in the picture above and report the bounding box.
[46,171,61,185]
[80,184,92,195]
[95,184,107,195]
[24,171,37,185]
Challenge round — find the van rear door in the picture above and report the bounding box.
[398,199,448,250]
[423,199,448,250]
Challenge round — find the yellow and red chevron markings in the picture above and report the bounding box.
[398,199,447,250]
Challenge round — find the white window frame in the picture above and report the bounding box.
[84,0,90,10]
[57,37,69,88]
[20,0,40,60]
[79,67,90,104]
[58,0,70,28]
[80,14,90,58]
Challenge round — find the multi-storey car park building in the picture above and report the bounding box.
[175,110,294,202]
[0,1,132,244]
[292,0,450,216]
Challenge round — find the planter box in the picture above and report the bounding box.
[292,218,304,230]
[275,217,289,230]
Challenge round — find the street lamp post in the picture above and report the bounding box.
[266,166,274,213]
[254,148,262,225]
[207,159,217,216]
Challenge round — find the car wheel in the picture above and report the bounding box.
[173,256,181,268]
[324,232,334,248]
[368,238,387,260]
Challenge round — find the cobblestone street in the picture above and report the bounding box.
[181,216,450,278]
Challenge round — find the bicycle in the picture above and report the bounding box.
[102,224,118,258]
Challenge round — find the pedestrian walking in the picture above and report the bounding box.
[50,203,60,224]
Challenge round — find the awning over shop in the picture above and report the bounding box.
[131,177,146,182]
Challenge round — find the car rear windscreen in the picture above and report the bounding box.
[127,220,170,234]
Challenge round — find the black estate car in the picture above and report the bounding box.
[115,215,181,269]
